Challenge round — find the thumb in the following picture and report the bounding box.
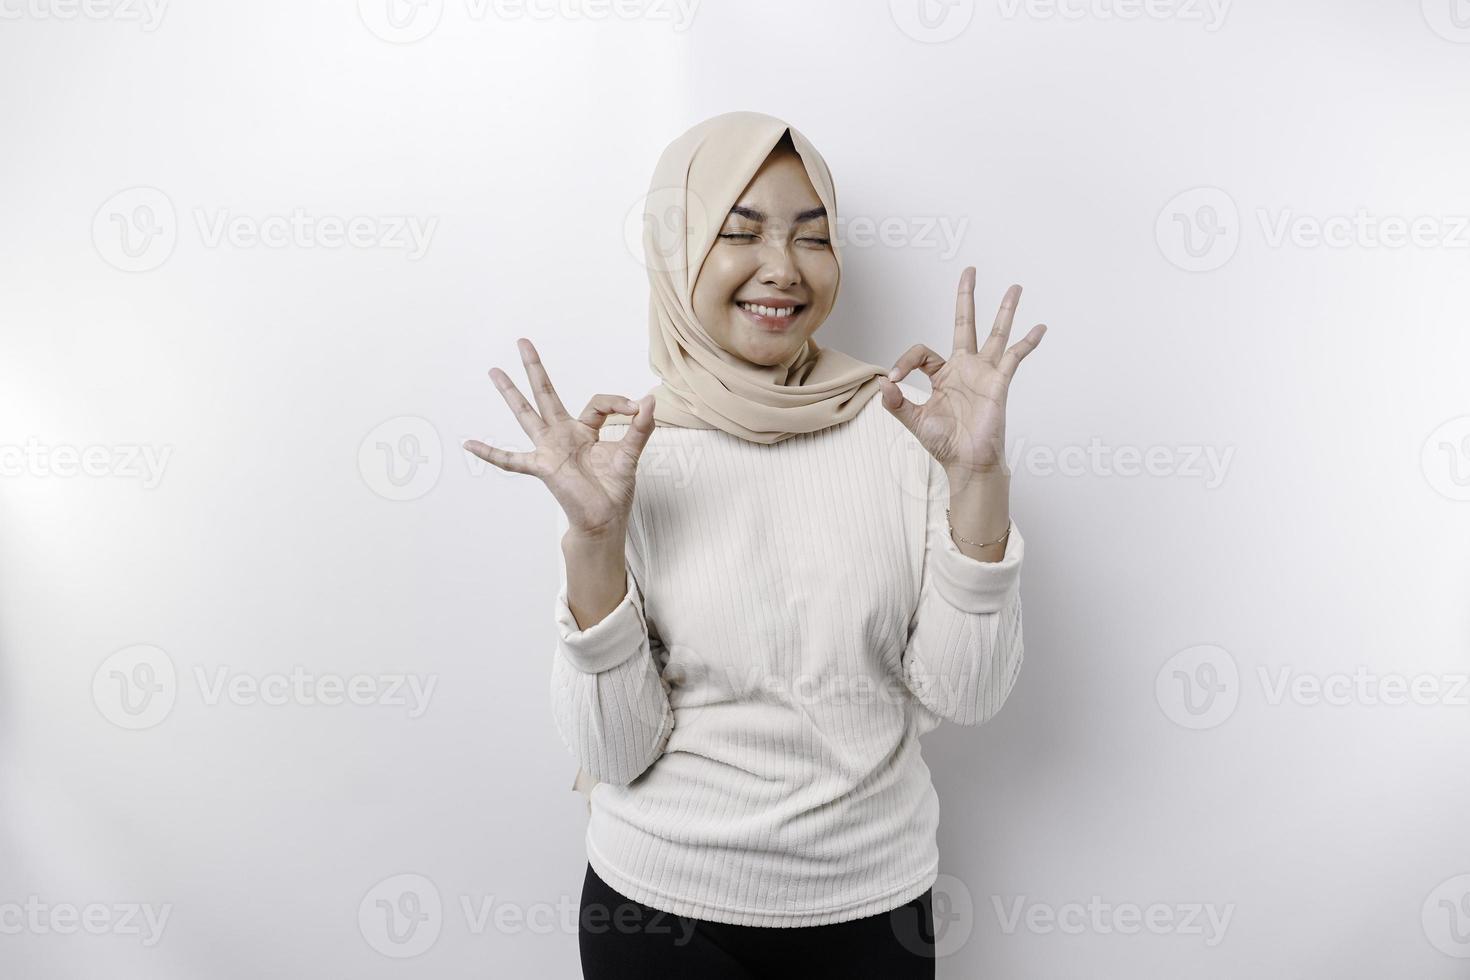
[617,393,657,461]
[878,377,921,436]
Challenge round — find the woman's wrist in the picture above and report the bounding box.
[562,522,630,631]
[944,466,1011,562]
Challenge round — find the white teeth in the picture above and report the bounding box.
[738,301,797,317]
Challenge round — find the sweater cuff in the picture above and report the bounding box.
[554,568,647,674]
[929,518,1024,614]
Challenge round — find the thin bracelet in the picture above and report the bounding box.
[946,509,1011,548]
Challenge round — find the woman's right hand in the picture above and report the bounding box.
[462,338,656,539]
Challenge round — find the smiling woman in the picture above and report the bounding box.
[462,109,1045,979]
[690,132,839,365]
[594,112,897,445]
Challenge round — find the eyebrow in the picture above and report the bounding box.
[727,205,828,225]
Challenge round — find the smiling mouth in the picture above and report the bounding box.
[734,300,806,330]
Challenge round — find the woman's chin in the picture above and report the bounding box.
[721,319,807,364]
[731,336,804,366]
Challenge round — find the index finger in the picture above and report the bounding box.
[952,266,978,355]
[517,337,571,422]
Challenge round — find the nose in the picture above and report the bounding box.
[755,239,801,290]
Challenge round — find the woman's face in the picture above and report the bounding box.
[691,148,838,367]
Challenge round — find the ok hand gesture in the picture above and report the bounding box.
[462,338,655,538]
[878,267,1046,481]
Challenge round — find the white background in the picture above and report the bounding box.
[2,0,1468,976]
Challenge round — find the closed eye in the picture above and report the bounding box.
[719,233,830,246]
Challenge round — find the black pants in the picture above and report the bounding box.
[578,862,936,978]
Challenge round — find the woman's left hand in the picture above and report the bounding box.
[879,266,1046,480]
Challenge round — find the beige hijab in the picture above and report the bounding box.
[601,109,887,439]
[574,111,887,808]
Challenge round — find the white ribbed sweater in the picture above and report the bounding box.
[549,382,1025,928]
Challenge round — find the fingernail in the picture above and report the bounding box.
[888,369,901,380]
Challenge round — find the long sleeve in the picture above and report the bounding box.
[548,507,675,789]
[899,452,1026,726]
[554,397,1030,926]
